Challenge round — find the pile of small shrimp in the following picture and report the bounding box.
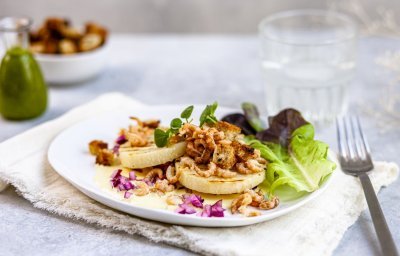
[176,121,267,178]
[88,117,160,165]
[119,117,160,147]
[123,166,180,197]
[231,189,279,217]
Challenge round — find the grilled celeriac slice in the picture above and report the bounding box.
[177,162,265,194]
[119,142,186,169]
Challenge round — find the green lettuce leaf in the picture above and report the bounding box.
[247,123,336,196]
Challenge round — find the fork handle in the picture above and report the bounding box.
[359,173,399,256]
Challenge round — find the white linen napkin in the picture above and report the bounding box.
[0,93,398,256]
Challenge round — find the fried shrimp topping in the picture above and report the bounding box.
[154,179,175,193]
[88,117,161,166]
[144,168,164,182]
[166,165,181,184]
[231,189,279,216]
[119,117,160,147]
[231,193,252,214]
[133,181,150,196]
[178,121,267,178]
[166,195,182,205]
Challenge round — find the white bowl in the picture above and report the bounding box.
[35,44,108,84]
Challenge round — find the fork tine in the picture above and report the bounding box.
[342,116,355,159]
[336,117,344,158]
[349,116,364,159]
[337,115,374,173]
[355,117,372,162]
[336,117,349,159]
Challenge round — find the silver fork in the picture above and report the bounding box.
[336,116,398,256]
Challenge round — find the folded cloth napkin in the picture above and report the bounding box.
[0,93,398,256]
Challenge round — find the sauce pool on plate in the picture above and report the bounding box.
[94,165,237,211]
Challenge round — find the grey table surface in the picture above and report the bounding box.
[0,35,399,256]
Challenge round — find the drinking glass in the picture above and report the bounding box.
[259,10,357,124]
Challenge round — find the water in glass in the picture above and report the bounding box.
[259,10,357,124]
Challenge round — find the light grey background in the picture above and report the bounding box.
[0,0,399,33]
[1,0,399,255]
[0,35,399,256]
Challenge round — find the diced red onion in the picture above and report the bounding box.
[175,203,196,214]
[183,194,204,208]
[143,178,154,186]
[210,200,225,217]
[199,200,225,218]
[119,176,129,183]
[110,180,118,188]
[112,144,120,154]
[124,191,132,199]
[110,169,137,200]
[110,169,122,180]
[115,135,127,145]
[200,205,212,217]
[117,184,126,191]
[129,171,136,180]
[123,181,134,190]
[113,135,127,154]
[110,169,123,187]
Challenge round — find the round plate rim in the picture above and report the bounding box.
[47,104,336,227]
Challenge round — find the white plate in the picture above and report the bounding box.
[48,104,335,227]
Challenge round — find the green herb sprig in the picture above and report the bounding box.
[180,105,194,122]
[199,102,218,127]
[154,103,218,147]
[154,105,193,147]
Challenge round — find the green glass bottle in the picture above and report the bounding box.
[0,17,47,120]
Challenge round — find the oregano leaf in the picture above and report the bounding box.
[154,128,170,147]
[181,105,194,120]
[170,118,183,132]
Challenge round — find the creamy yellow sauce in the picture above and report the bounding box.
[94,165,238,212]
